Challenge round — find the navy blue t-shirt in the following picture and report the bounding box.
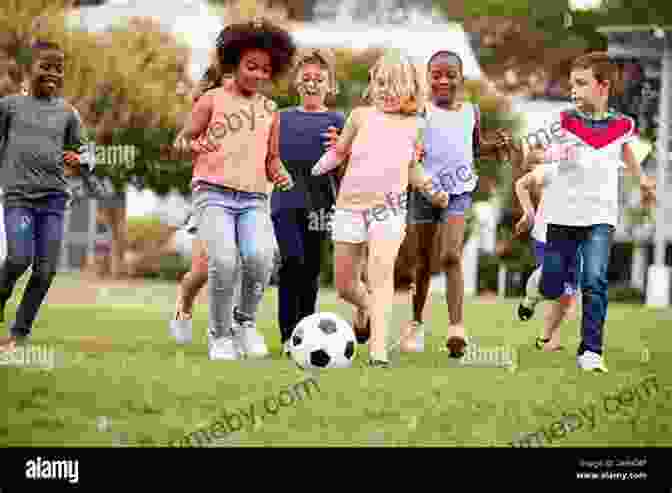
[270,107,345,214]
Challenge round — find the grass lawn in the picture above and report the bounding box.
[1,277,671,447]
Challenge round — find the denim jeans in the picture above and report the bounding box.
[541,223,614,355]
[193,185,274,338]
[0,195,67,334]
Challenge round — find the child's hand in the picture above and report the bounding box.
[640,177,656,209]
[63,151,81,177]
[191,135,219,154]
[431,190,450,208]
[173,131,190,155]
[514,211,534,237]
[414,142,425,163]
[494,129,513,150]
[274,173,294,192]
[322,126,340,151]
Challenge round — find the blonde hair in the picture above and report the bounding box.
[362,51,423,115]
[291,48,339,96]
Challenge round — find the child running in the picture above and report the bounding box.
[515,52,655,372]
[401,50,511,356]
[312,50,449,367]
[169,64,241,345]
[270,48,346,356]
[0,40,94,346]
[515,144,581,351]
[179,19,296,361]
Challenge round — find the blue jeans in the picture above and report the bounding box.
[0,195,67,334]
[193,185,274,338]
[541,223,614,355]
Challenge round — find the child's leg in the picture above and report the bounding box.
[299,211,325,322]
[198,204,238,341]
[271,208,306,344]
[0,205,35,324]
[11,198,66,337]
[236,201,274,322]
[576,224,614,369]
[331,209,370,342]
[366,213,406,363]
[235,194,274,357]
[436,192,473,356]
[177,238,209,318]
[399,223,436,351]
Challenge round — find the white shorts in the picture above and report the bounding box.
[331,207,406,244]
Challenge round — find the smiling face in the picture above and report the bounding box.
[235,49,272,96]
[295,62,330,106]
[428,53,462,106]
[30,49,64,98]
[570,67,609,114]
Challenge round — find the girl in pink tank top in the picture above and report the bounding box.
[312,51,449,367]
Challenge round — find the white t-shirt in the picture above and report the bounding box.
[539,110,637,228]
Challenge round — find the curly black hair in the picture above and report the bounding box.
[215,19,296,81]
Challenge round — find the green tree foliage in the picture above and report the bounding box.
[0,1,196,197]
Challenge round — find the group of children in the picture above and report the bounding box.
[0,22,656,371]
[166,19,510,367]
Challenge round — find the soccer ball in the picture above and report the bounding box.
[289,312,356,370]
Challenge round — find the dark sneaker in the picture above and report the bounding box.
[368,358,390,368]
[518,302,535,321]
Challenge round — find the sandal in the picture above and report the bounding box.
[535,337,564,351]
[446,336,467,358]
[353,308,371,344]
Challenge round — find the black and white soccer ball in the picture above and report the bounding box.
[289,312,356,369]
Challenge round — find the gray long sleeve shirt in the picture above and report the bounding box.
[0,94,91,207]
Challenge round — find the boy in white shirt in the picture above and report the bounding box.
[514,52,655,372]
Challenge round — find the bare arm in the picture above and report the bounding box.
[515,166,545,219]
[623,141,656,207]
[182,91,213,142]
[312,108,359,176]
[266,112,293,190]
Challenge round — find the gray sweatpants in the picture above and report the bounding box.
[194,188,275,338]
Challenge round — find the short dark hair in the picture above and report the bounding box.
[215,19,296,81]
[427,50,463,74]
[571,52,623,97]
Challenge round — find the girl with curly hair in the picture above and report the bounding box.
[178,19,296,361]
[312,50,449,367]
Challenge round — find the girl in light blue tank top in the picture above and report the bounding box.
[401,50,512,357]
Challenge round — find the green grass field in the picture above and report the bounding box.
[1,276,671,447]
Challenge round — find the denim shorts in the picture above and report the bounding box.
[406,190,472,224]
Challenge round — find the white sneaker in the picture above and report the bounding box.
[170,318,193,345]
[208,331,241,360]
[237,321,269,359]
[577,351,608,372]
